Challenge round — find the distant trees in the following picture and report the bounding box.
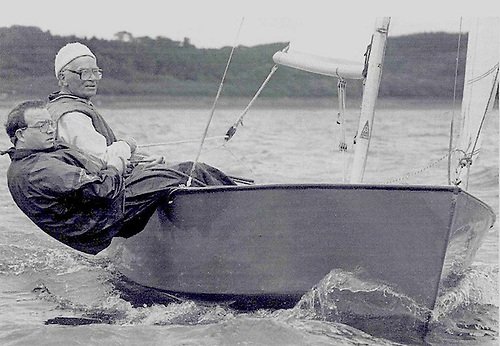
[114,31,134,42]
[0,25,468,99]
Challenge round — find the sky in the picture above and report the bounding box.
[0,1,498,60]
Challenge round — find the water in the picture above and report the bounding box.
[0,98,497,345]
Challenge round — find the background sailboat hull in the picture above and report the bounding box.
[110,184,494,310]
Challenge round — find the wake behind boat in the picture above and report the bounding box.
[108,17,498,337]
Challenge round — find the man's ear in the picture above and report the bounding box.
[15,128,26,143]
[58,72,68,87]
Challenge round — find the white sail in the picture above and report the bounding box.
[454,18,500,187]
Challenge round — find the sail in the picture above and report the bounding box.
[455,18,500,186]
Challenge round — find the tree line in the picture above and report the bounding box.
[0,25,468,99]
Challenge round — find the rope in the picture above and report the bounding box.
[224,44,289,142]
[336,78,348,182]
[382,151,452,184]
[219,144,257,177]
[447,18,463,185]
[467,63,499,84]
[186,18,245,186]
[138,135,225,148]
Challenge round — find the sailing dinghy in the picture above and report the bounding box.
[109,18,497,318]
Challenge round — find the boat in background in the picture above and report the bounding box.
[109,17,498,330]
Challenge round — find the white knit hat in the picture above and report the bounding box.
[54,42,96,77]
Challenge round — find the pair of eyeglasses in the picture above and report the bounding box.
[65,68,103,80]
[21,120,55,134]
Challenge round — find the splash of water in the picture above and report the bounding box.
[433,265,499,321]
[276,268,433,344]
[425,265,499,344]
[288,268,430,321]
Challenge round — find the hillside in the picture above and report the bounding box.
[0,26,468,99]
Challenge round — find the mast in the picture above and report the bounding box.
[350,17,391,183]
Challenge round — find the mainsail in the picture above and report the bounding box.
[454,18,500,188]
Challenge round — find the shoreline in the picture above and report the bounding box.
[0,95,469,110]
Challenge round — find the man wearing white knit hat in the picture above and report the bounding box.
[54,42,97,83]
[47,42,235,186]
[48,42,146,170]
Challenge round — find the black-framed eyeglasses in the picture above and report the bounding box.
[20,120,55,134]
[65,68,103,80]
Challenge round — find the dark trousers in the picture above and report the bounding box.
[116,162,235,238]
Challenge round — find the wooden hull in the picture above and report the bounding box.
[110,184,495,310]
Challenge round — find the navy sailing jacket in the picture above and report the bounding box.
[6,144,125,254]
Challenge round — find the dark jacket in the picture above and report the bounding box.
[6,143,125,254]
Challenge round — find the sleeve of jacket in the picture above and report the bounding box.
[32,157,124,202]
[58,112,131,167]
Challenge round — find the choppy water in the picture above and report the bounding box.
[0,98,498,345]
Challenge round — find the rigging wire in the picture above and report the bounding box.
[453,19,499,189]
[467,64,499,84]
[186,17,245,186]
[469,64,499,155]
[447,17,463,185]
[224,44,289,142]
[138,136,225,148]
[463,64,500,189]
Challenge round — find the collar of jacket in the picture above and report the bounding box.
[48,91,94,107]
[7,143,70,161]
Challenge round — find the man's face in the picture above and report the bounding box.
[19,108,56,150]
[60,56,100,99]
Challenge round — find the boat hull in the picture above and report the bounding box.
[109,184,495,310]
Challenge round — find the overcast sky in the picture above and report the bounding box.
[1,1,497,59]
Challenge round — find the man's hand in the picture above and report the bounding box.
[107,156,126,175]
[120,137,137,154]
[142,155,165,168]
[129,154,165,168]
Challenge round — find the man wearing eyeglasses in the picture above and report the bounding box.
[3,100,233,255]
[3,100,126,254]
[46,42,230,184]
[47,42,142,170]
[48,42,238,180]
